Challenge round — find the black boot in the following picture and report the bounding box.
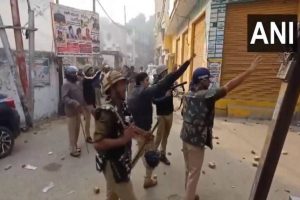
[160,152,170,165]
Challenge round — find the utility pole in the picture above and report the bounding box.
[27,0,35,122]
[0,16,32,127]
[10,0,33,127]
[93,0,96,12]
[249,34,300,199]
[10,0,29,96]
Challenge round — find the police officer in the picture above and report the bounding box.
[180,56,261,200]
[93,70,139,200]
[62,65,86,157]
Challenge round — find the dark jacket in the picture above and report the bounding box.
[127,60,190,131]
[153,90,174,116]
[82,72,101,107]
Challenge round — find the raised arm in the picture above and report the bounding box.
[223,56,262,93]
[144,54,196,97]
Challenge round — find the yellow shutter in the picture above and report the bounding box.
[222,0,298,102]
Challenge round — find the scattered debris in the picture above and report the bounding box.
[24,140,28,144]
[48,152,53,155]
[22,164,37,170]
[202,170,206,175]
[93,187,100,194]
[216,142,220,145]
[251,150,256,155]
[42,182,54,193]
[231,186,236,188]
[167,152,172,156]
[66,190,75,195]
[33,132,38,135]
[4,164,12,170]
[282,150,288,155]
[252,162,258,167]
[208,162,216,169]
[224,119,228,122]
[254,156,260,161]
[213,136,219,140]
[242,157,246,160]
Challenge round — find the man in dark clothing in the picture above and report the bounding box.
[127,54,195,188]
[153,65,173,166]
[82,65,101,143]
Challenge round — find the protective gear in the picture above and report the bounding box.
[64,65,78,76]
[144,150,160,169]
[102,70,126,94]
[192,67,211,84]
[64,65,78,83]
[156,65,168,76]
[83,65,95,77]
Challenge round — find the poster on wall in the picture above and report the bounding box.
[208,58,222,87]
[50,3,100,57]
[33,58,50,87]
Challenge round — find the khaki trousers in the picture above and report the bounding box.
[82,105,93,137]
[137,138,154,181]
[182,142,205,200]
[104,161,137,200]
[67,114,80,152]
[154,113,173,154]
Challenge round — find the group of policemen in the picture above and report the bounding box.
[61,54,261,200]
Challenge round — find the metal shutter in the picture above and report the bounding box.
[222,0,298,102]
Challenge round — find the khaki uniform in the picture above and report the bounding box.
[62,81,86,153]
[154,113,173,153]
[180,88,227,199]
[94,105,137,200]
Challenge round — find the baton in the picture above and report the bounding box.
[131,121,159,169]
[79,117,89,154]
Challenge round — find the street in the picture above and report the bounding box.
[0,112,299,200]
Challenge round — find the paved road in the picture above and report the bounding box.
[0,113,299,200]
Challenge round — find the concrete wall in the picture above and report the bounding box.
[0,50,59,123]
[0,0,59,123]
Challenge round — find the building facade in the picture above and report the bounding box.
[160,0,300,119]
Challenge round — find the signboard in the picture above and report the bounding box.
[50,3,100,57]
[208,58,222,86]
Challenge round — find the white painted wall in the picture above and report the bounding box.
[0,58,59,122]
[0,0,59,123]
